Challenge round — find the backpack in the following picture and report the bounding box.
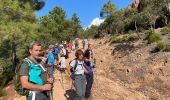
[14,58,46,96]
[14,58,32,96]
[70,60,78,80]
[64,49,69,59]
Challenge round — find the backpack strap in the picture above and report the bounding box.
[73,60,78,73]
[24,58,46,72]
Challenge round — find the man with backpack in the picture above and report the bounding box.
[67,49,87,100]
[47,44,55,78]
[19,41,53,100]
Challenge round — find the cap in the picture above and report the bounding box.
[60,44,64,47]
[48,45,54,49]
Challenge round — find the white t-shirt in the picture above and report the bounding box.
[60,48,66,56]
[70,60,84,75]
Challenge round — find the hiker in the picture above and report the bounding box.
[59,44,66,73]
[82,39,86,49]
[20,41,53,100]
[63,40,67,48]
[66,41,72,53]
[53,44,59,65]
[75,38,79,49]
[47,44,55,78]
[84,47,95,98]
[39,50,48,69]
[72,41,75,51]
[67,49,87,100]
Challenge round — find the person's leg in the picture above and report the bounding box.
[26,91,50,100]
[48,65,54,78]
[62,57,66,73]
[81,75,86,100]
[85,74,93,98]
[74,76,83,100]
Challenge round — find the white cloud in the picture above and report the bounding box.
[88,17,105,28]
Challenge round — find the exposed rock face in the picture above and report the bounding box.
[128,0,140,9]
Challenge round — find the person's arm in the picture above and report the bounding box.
[84,57,92,62]
[83,66,88,73]
[66,65,71,75]
[20,76,52,91]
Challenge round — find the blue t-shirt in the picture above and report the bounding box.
[53,47,58,55]
[47,52,55,64]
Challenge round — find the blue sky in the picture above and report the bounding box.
[36,0,133,28]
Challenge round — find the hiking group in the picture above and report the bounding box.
[15,39,96,100]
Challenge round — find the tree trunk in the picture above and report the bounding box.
[116,29,118,34]
[164,16,168,25]
[135,21,141,39]
[12,33,17,71]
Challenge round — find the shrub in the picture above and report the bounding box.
[0,87,6,97]
[164,45,170,52]
[127,30,134,34]
[127,35,137,42]
[152,42,164,53]
[111,35,127,43]
[161,24,170,33]
[148,33,161,44]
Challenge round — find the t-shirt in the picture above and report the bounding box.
[84,57,94,74]
[47,52,55,64]
[60,49,66,56]
[70,60,84,75]
[19,58,47,85]
[53,47,59,55]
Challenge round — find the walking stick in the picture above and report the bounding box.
[60,70,65,90]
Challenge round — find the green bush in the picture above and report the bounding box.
[127,35,137,42]
[0,87,6,97]
[161,24,170,33]
[111,36,126,43]
[152,42,164,53]
[127,30,134,34]
[148,33,161,44]
[164,45,170,52]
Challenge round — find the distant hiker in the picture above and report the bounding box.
[75,38,79,49]
[53,44,59,65]
[82,39,86,49]
[59,44,66,72]
[39,50,48,69]
[72,41,75,51]
[19,41,53,100]
[63,40,67,48]
[47,44,55,78]
[84,47,95,98]
[66,41,72,53]
[67,49,87,100]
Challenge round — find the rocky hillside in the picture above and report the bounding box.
[91,29,170,99]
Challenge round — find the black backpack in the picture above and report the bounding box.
[64,49,69,59]
[70,60,78,80]
[14,58,32,96]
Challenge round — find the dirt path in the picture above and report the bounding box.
[11,38,149,100]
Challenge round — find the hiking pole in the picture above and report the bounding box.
[70,79,74,89]
[60,70,65,90]
[50,83,53,100]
